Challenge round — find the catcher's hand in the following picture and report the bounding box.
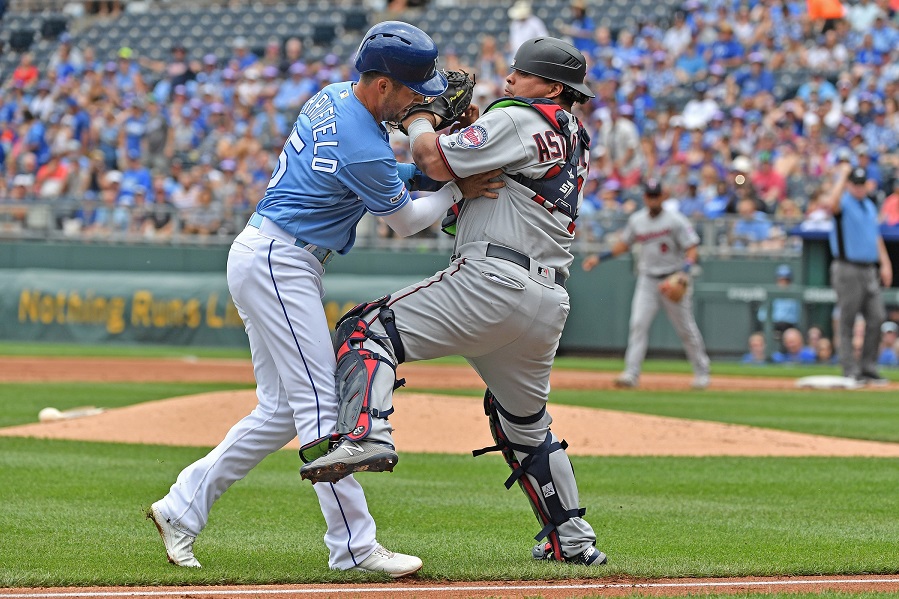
[401,69,476,133]
[658,272,689,302]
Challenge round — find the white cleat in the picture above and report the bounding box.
[148,501,201,568]
[354,544,422,578]
[614,373,638,388]
[691,374,710,390]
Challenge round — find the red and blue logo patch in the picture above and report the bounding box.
[456,125,488,149]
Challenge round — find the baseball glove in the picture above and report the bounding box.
[659,272,689,302]
[401,69,476,133]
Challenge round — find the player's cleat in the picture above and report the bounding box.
[532,542,607,565]
[300,438,398,484]
[856,373,889,386]
[147,501,201,568]
[614,373,638,388]
[353,544,423,578]
[691,374,710,390]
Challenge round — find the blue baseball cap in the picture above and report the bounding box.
[776,264,792,280]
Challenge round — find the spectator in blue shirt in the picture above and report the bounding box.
[229,37,258,72]
[119,149,153,206]
[878,321,898,366]
[772,327,817,363]
[869,14,897,54]
[796,73,837,103]
[742,332,769,364]
[559,0,596,55]
[862,107,897,156]
[731,196,773,249]
[675,39,708,81]
[736,52,775,99]
[706,22,745,68]
[757,264,800,335]
[274,62,316,114]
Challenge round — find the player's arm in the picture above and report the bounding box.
[820,162,852,215]
[381,169,504,237]
[877,236,893,287]
[683,244,699,273]
[582,239,629,271]
[402,104,484,182]
[403,112,454,181]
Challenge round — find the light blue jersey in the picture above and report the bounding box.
[256,81,410,254]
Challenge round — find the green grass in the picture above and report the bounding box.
[405,386,899,444]
[0,340,252,359]
[546,388,899,443]
[1,342,898,593]
[3,340,891,380]
[0,436,898,586]
[0,383,252,428]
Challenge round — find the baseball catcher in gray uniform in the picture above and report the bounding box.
[301,37,606,566]
[583,180,711,389]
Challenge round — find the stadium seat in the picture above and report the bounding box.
[344,9,368,32]
[8,29,34,52]
[311,23,336,46]
[41,16,67,41]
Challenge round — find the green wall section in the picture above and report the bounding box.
[2,241,870,356]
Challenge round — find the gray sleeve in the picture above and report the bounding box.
[619,213,638,246]
[674,212,700,249]
[436,109,528,179]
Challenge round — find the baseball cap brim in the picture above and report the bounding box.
[402,69,448,97]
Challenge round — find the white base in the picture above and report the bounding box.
[795,375,862,390]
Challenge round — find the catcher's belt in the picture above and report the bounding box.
[485,244,566,287]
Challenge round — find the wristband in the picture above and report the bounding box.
[407,117,435,151]
[682,259,695,274]
[598,251,613,261]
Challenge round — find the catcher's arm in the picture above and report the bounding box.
[582,240,629,271]
[401,70,477,181]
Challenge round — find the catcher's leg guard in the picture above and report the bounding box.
[473,389,587,562]
[333,296,405,442]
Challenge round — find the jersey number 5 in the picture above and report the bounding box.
[268,127,339,189]
[267,128,305,189]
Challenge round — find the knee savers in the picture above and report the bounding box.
[334,296,406,441]
[474,389,586,561]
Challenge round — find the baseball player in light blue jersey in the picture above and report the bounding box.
[148,21,500,576]
[302,37,608,567]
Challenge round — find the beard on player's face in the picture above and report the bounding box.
[382,80,424,123]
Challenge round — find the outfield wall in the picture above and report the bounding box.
[1,241,874,356]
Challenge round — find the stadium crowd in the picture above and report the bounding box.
[0,0,898,247]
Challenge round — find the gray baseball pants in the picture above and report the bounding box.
[623,273,710,380]
[831,260,885,377]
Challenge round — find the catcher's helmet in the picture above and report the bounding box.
[354,21,448,97]
[511,37,594,98]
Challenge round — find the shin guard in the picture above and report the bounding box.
[333,296,405,441]
[473,389,586,561]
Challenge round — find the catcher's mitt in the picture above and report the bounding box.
[659,272,689,302]
[401,69,475,133]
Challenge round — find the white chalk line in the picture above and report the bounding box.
[3,578,899,598]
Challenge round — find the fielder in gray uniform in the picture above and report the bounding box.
[583,180,711,389]
[301,37,606,566]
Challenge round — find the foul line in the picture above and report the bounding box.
[3,578,899,598]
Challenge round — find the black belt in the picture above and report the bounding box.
[247,212,334,265]
[834,258,877,268]
[485,244,566,287]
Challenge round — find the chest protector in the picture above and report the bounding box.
[441,97,590,236]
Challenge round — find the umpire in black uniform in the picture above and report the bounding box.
[822,163,894,385]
